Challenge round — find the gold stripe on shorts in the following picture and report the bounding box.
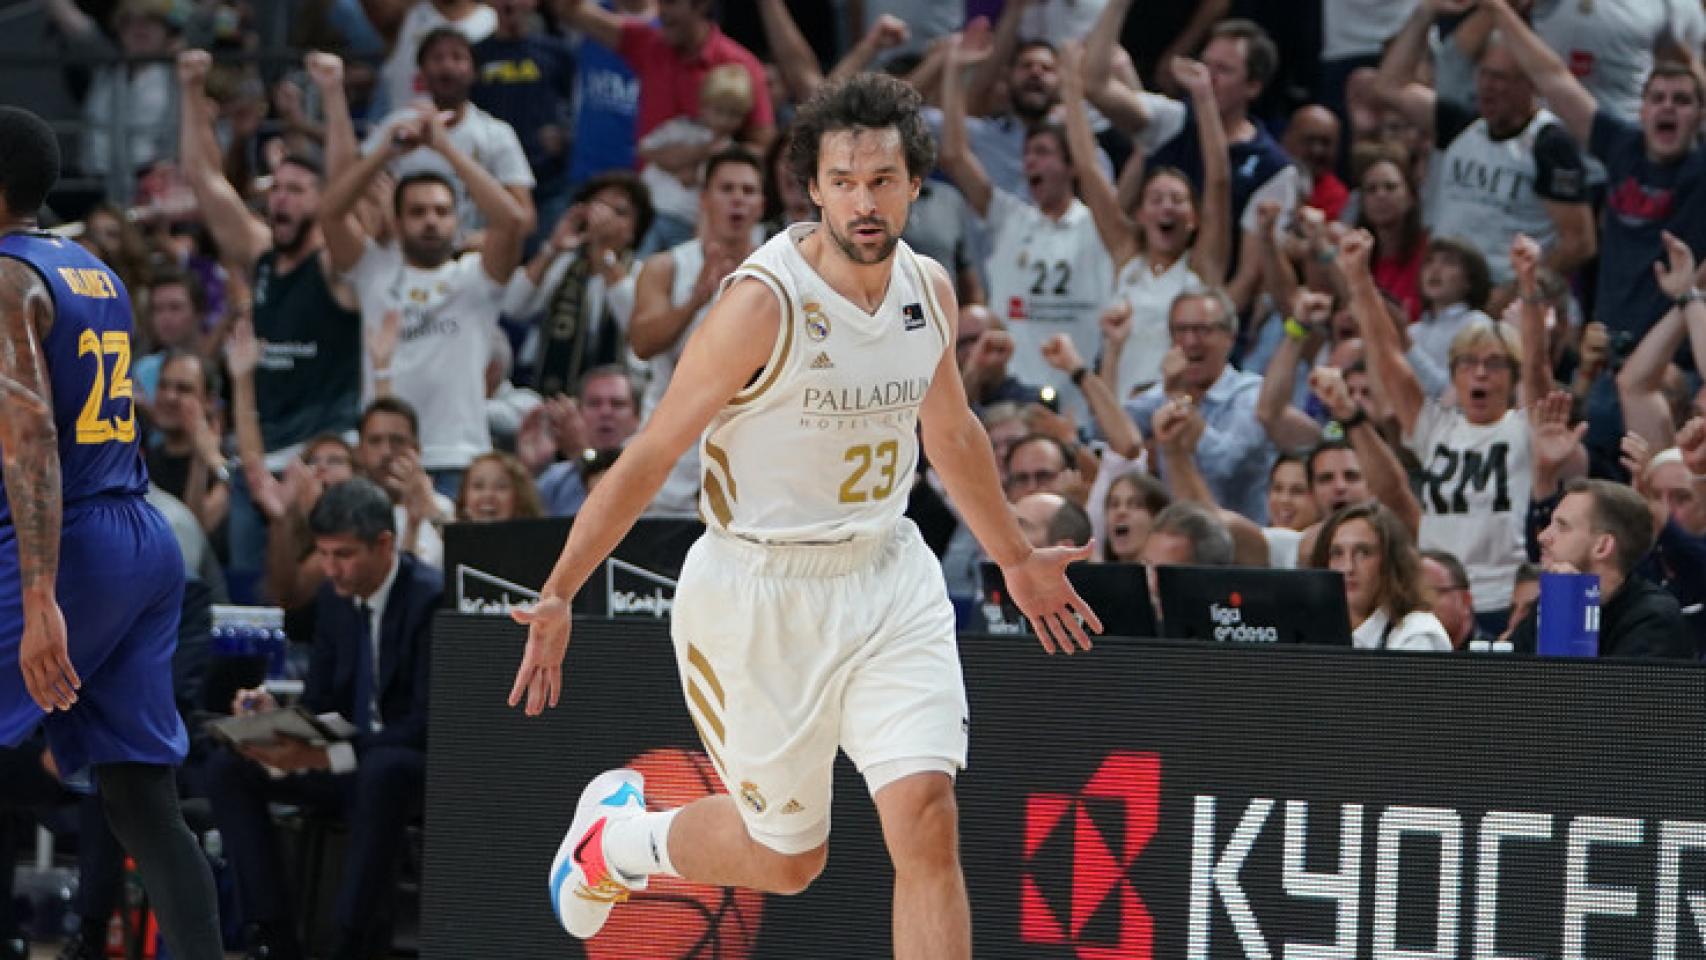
[687,713,728,778]
[687,680,726,742]
[687,644,726,707]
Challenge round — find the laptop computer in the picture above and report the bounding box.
[1155,565,1353,646]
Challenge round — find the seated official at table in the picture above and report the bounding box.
[1508,480,1688,659]
[205,478,441,960]
[1311,503,1451,651]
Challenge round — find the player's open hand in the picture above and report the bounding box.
[19,597,77,712]
[1002,544,1103,655]
[509,595,572,715]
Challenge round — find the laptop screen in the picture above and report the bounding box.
[1155,565,1353,646]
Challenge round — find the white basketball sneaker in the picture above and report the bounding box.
[548,768,649,938]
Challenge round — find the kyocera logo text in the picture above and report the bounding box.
[1189,797,1706,957]
[1021,751,1160,958]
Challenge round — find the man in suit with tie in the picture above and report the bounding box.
[205,477,441,960]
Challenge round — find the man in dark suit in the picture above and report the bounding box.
[205,477,441,960]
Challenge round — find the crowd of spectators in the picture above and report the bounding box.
[9,0,1706,955]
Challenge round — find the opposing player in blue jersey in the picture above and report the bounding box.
[0,107,222,960]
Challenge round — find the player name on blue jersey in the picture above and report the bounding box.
[56,266,119,299]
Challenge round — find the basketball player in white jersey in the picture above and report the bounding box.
[508,74,1101,957]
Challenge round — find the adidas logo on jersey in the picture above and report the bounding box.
[780,798,805,815]
[810,352,835,370]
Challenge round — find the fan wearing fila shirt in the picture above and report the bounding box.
[938,33,1114,423]
[509,74,1099,956]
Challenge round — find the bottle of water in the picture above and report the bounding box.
[261,607,288,680]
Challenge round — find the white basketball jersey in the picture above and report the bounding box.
[701,223,949,543]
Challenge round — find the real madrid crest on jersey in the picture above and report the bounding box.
[739,780,767,814]
[804,300,830,342]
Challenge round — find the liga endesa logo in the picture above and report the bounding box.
[1208,591,1279,643]
[1020,751,1161,958]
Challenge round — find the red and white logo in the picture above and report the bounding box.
[1020,751,1161,958]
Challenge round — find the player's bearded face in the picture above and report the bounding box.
[810,128,917,265]
[827,215,899,265]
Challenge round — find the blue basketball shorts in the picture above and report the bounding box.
[0,495,188,776]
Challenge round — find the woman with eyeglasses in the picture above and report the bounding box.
[1341,228,1582,639]
[1311,503,1451,651]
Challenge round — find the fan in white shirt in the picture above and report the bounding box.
[1060,50,1232,400]
[376,0,498,115]
[363,25,535,237]
[1343,229,1585,616]
[322,103,529,478]
[937,33,1116,424]
[1312,502,1451,652]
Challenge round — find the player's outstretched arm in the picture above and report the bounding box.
[0,260,76,712]
[508,277,781,714]
[915,259,1102,654]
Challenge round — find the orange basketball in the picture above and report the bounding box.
[585,747,767,960]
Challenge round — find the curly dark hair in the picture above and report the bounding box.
[787,73,936,189]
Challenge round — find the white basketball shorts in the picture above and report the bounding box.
[669,518,969,854]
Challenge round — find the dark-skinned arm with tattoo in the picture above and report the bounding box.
[0,259,77,712]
